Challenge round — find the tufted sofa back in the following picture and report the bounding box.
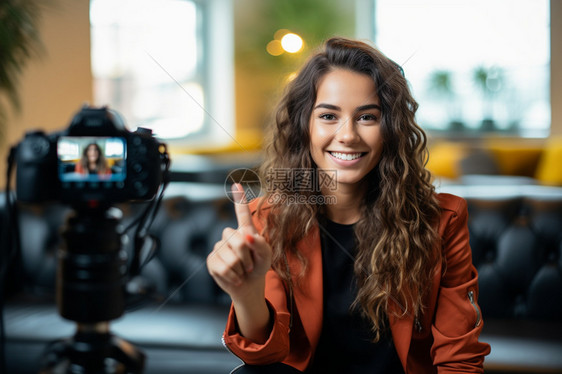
[466,196,562,321]
[3,188,562,322]
[3,190,237,307]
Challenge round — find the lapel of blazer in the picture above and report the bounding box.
[290,225,324,352]
[251,200,324,351]
[388,253,443,373]
[389,301,414,371]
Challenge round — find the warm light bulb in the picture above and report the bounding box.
[281,33,303,53]
[285,72,298,83]
[274,29,291,41]
[266,40,284,56]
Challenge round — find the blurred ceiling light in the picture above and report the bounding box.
[285,72,298,83]
[281,33,303,53]
[274,29,291,40]
[266,39,284,56]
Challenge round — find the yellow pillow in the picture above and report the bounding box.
[426,142,467,180]
[535,136,562,185]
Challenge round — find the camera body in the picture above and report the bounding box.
[15,106,167,205]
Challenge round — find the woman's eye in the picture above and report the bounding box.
[358,113,378,122]
[319,113,337,121]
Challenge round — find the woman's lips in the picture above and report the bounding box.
[329,151,365,160]
[328,151,366,165]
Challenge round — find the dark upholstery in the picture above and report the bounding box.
[2,183,562,373]
[2,184,241,374]
[444,185,562,373]
[468,197,562,320]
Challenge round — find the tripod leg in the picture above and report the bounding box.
[40,338,73,373]
[40,331,145,374]
[108,335,146,373]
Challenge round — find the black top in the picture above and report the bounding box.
[306,218,404,374]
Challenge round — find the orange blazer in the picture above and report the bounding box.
[223,193,491,373]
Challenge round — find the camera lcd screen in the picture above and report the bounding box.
[58,137,126,182]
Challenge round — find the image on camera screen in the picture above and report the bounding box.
[58,137,126,182]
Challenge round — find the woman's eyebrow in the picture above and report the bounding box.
[313,103,341,111]
[313,103,382,112]
[356,104,382,112]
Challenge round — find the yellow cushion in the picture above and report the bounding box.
[535,136,562,185]
[426,142,468,180]
[480,138,543,177]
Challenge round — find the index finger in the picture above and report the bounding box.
[232,183,257,234]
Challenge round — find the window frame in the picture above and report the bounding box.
[90,0,235,147]
[359,0,551,139]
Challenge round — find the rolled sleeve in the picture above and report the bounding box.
[223,298,292,365]
[431,271,491,372]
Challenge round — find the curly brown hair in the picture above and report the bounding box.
[258,37,441,341]
[80,143,109,174]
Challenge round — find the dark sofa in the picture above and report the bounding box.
[439,183,562,373]
[2,180,562,373]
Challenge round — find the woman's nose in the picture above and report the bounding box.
[334,119,360,144]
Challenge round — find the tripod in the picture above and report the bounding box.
[40,206,145,374]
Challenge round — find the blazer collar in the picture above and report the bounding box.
[288,225,323,352]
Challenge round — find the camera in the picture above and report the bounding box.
[6,105,170,372]
[15,105,168,205]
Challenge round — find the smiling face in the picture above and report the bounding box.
[309,68,383,191]
[86,144,100,163]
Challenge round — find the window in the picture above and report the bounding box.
[372,0,550,137]
[90,0,234,144]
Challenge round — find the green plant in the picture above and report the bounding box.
[236,0,354,70]
[0,0,45,142]
[428,69,464,130]
[429,70,453,96]
[473,65,503,120]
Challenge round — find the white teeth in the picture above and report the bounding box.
[330,152,363,161]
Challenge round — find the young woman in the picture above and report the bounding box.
[75,143,111,177]
[207,37,490,373]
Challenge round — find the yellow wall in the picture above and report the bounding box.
[1,0,92,187]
